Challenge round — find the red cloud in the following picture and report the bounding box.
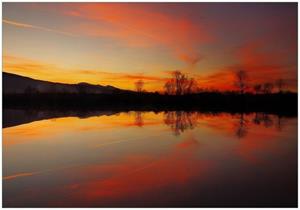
[177,53,203,66]
[197,38,297,92]
[62,3,212,65]
[236,39,297,88]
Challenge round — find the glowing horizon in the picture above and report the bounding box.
[3,3,297,92]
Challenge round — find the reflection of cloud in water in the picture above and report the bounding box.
[176,136,199,149]
[48,136,211,206]
[3,111,297,207]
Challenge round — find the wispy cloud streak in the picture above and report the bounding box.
[3,19,77,37]
[3,172,36,180]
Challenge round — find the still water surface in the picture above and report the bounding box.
[3,111,297,207]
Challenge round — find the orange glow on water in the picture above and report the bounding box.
[3,111,297,207]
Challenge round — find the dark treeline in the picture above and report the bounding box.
[3,69,297,116]
[3,91,297,116]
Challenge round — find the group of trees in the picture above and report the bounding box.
[134,69,289,95]
[164,71,198,95]
[134,71,199,95]
[234,70,288,94]
[253,79,286,94]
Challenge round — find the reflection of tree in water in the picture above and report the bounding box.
[276,115,284,131]
[236,112,288,139]
[131,110,285,138]
[235,112,289,139]
[252,113,274,128]
[236,112,282,139]
[134,111,144,127]
[235,113,248,139]
[252,112,261,125]
[164,111,198,136]
[262,114,273,128]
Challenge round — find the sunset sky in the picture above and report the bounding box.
[3,3,297,92]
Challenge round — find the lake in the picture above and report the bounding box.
[3,110,297,207]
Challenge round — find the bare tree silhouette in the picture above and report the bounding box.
[262,82,274,94]
[164,71,198,95]
[262,113,274,128]
[135,80,144,93]
[174,71,186,95]
[253,84,262,94]
[275,79,286,93]
[164,79,176,95]
[185,78,198,94]
[234,70,248,94]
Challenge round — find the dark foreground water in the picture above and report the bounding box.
[3,110,297,207]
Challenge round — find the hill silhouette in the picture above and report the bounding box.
[3,72,128,94]
[3,72,297,116]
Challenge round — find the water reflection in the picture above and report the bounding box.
[3,109,295,139]
[3,110,297,207]
[161,112,292,139]
[235,113,248,139]
[164,111,198,136]
[134,111,144,127]
[161,111,289,139]
[252,113,288,131]
[253,113,273,127]
[276,115,285,131]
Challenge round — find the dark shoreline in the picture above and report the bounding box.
[3,92,298,128]
[3,92,298,113]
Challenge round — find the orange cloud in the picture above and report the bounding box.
[3,55,167,91]
[196,71,235,91]
[78,70,167,82]
[3,50,296,92]
[3,55,63,80]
